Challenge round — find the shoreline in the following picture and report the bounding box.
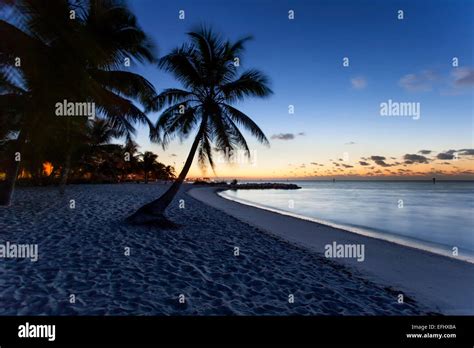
[188,186,474,315]
[218,190,474,264]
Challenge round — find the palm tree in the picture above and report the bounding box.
[140,151,158,184]
[128,28,272,224]
[121,138,140,181]
[0,0,157,204]
[164,165,176,181]
[0,55,33,204]
[75,119,122,186]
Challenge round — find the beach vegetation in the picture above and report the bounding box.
[0,0,158,204]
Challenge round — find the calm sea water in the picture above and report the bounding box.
[220,181,474,261]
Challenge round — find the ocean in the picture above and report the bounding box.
[220,181,474,262]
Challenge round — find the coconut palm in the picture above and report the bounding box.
[164,165,175,180]
[120,138,140,181]
[74,119,122,186]
[0,0,157,204]
[140,151,158,184]
[128,27,272,224]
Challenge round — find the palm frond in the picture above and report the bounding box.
[156,102,198,148]
[158,46,202,89]
[221,103,269,146]
[93,85,152,137]
[208,109,234,154]
[85,0,157,67]
[222,112,251,156]
[198,124,214,170]
[89,69,157,110]
[150,88,195,111]
[219,69,273,102]
[0,19,48,64]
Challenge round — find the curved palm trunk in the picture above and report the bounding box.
[59,151,71,195]
[127,118,206,225]
[59,124,72,195]
[0,131,27,206]
[0,155,21,206]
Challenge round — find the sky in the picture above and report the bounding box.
[126,0,473,179]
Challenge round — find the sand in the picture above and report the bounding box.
[188,187,474,315]
[0,183,439,315]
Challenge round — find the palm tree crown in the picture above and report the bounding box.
[152,27,272,168]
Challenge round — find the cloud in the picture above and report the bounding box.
[418,150,432,155]
[271,133,295,140]
[345,141,356,145]
[359,161,370,166]
[403,154,430,164]
[369,155,394,167]
[374,160,392,167]
[458,148,474,156]
[441,67,474,95]
[436,149,461,160]
[271,132,305,140]
[435,149,474,160]
[351,76,367,90]
[452,68,474,87]
[436,152,455,160]
[399,70,437,92]
[342,164,354,168]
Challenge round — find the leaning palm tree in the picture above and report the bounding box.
[128,28,272,224]
[0,0,158,204]
[0,68,27,200]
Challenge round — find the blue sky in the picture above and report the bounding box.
[126,0,473,178]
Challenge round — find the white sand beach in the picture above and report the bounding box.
[188,187,474,315]
[0,183,441,315]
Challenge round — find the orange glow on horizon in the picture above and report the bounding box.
[185,159,474,180]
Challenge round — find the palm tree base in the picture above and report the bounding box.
[0,180,15,206]
[126,210,179,229]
